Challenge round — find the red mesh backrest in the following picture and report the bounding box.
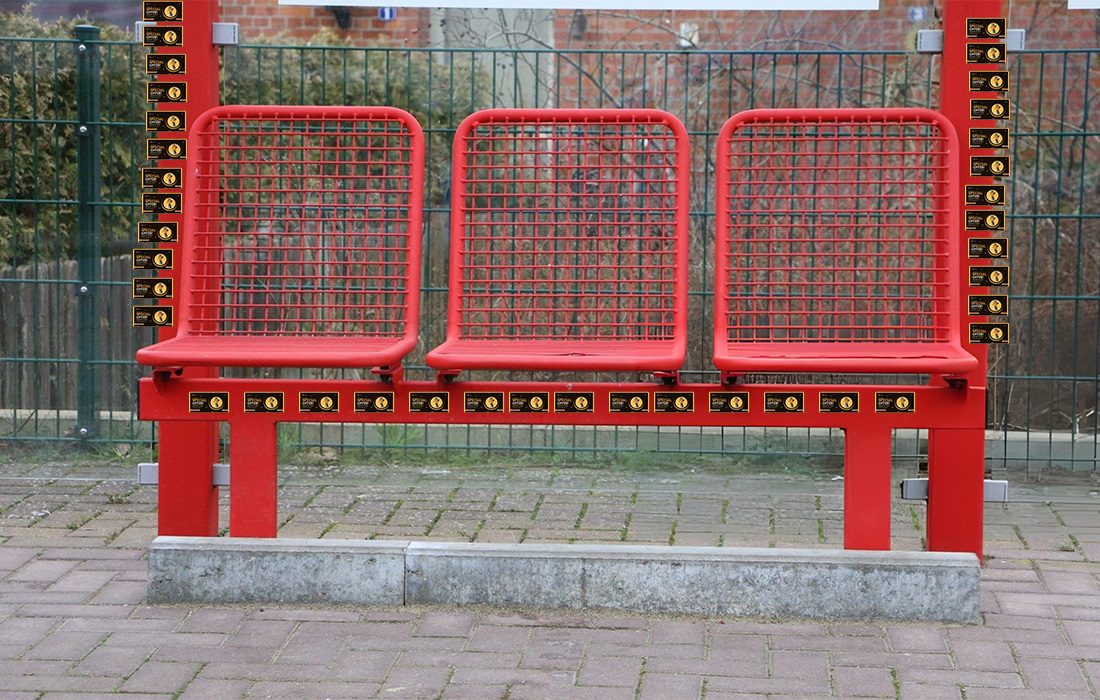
[183,106,423,339]
[449,109,689,342]
[717,109,959,345]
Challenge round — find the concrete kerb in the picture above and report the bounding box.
[148,537,980,623]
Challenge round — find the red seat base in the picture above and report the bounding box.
[713,341,979,375]
[426,338,685,372]
[136,335,414,369]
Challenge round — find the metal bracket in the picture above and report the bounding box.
[138,462,230,486]
[899,477,1009,503]
[916,28,1025,54]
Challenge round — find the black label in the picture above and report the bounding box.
[610,392,649,413]
[148,82,187,103]
[709,392,749,413]
[966,43,1006,64]
[968,295,1008,316]
[968,237,1007,258]
[146,54,186,75]
[819,392,859,413]
[970,323,1010,343]
[189,391,228,413]
[765,392,803,413]
[132,248,173,270]
[142,26,182,47]
[971,156,1010,177]
[355,392,395,413]
[138,222,178,243]
[965,210,1005,231]
[146,111,185,132]
[245,392,284,413]
[465,392,504,413]
[147,139,186,160]
[510,392,549,413]
[555,392,593,413]
[965,186,1004,206]
[966,18,1006,38]
[410,392,449,413]
[132,277,172,299]
[142,193,181,214]
[142,168,182,189]
[970,266,1010,286]
[875,392,915,413]
[299,392,339,413]
[969,129,1009,149]
[969,71,1009,92]
[654,392,693,413]
[133,305,173,327]
[143,1,183,21]
[971,99,1010,120]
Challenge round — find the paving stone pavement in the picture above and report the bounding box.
[0,453,1098,698]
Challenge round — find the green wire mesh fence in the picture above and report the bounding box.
[1,33,1097,472]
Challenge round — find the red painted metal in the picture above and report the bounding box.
[136,105,425,369]
[229,417,278,537]
[426,108,690,372]
[714,108,978,376]
[842,426,893,550]
[152,0,222,538]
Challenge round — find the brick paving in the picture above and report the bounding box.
[0,454,1097,698]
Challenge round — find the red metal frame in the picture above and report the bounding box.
[425,108,690,373]
[714,108,978,376]
[136,105,425,369]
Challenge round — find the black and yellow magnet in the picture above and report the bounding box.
[655,392,693,413]
[133,305,173,327]
[189,391,229,413]
[138,221,178,243]
[968,295,1008,316]
[965,210,1005,231]
[510,392,549,413]
[142,193,181,214]
[299,392,339,413]
[147,82,187,103]
[465,392,504,413]
[765,392,804,413]
[709,392,749,413]
[245,392,285,413]
[554,392,594,413]
[968,237,1007,259]
[146,111,185,132]
[965,185,1004,206]
[410,392,449,413]
[969,128,1009,149]
[354,391,395,412]
[970,266,1010,286]
[132,277,172,299]
[147,54,185,75]
[142,26,182,47]
[875,392,915,413]
[819,392,859,413]
[966,18,1006,38]
[970,323,1010,344]
[610,392,649,413]
[147,139,186,160]
[970,156,1010,177]
[132,248,173,270]
[969,71,1009,92]
[966,43,1006,64]
[142,167,182,189]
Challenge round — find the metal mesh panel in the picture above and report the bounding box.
[719,111,954,344]
[186,107,421,339]
[451,110,687,343]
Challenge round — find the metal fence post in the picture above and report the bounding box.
[74,25,101,442]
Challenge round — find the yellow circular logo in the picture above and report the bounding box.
[166,59,181,72]
[988,242,1004,256]
[988,132,1004,147]
[157,226,174,240]
[529,395,544,411]
[989,270,1004,284]
[375,395,390,411]
[674,396,689,411]
[166,86,182,100]
[784,396,800,411]
[895,395,911,410]
[161,172,177,186]
[163,30,178,45]
[208,395,224,410]
[484,395,499,411]
[162,197,177,211]
[166,143,182,157]
[989,327,1005,341]
[985,188,1000,203]
[429,396,444,411]
[165,115,181,129]
[729,395,744,410]
[153,253,168,267]
[162,5,178,19]
[988,74,1004,90]
[989,159,1005,174]
[989,103,1005,118]
[986,21,1001,36]
[985,214,1001,228]
[988,298,1003,313]
[985,46,1002,61]
[629,396,644,411]
[153,309,168,324]
[153,282,168,296]
[318,395,334,410]
[839,396,854,411]
[264,396,280,410]
[574,396,589,411]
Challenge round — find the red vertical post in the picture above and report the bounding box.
[842,426,893,550]
[153,0,222,537]
[228,418,279,537]
[930,0,1006,558]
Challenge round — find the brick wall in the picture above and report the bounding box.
[218,0,431,45]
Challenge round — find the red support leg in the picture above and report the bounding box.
[927,427,985,559]
[228,417,279,537]
[157,420,219,536]
[843,426,893,550]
